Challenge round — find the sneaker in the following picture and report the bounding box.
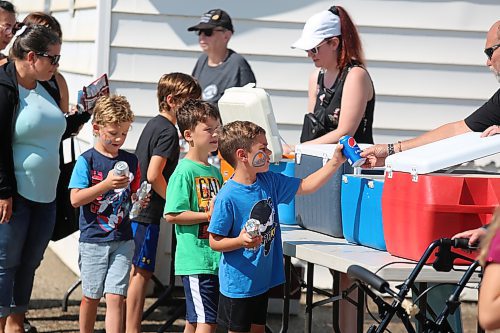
[24,319,37,333]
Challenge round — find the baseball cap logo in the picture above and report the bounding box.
[348,137,356,147]
[200,13,211,23]
[212,14,220,20]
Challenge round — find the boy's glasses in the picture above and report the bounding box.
[307,39,330,55]
[35,52,61,65]
[484,44,500,60]
[197,29,226,37]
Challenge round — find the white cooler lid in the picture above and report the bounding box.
[218,84,282,163]
[295,144,337,160]
[295,143,371,165]
[385,132,500,174]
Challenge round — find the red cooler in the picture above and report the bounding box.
[382,132,500,263]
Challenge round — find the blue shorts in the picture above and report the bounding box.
[131,221,159,272]
[79,240,134,299]
[182,274,219,324]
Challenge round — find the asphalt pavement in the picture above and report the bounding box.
[27,248,479,333]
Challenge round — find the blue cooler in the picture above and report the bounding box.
[341,174,386,251]
[269,159,296,225]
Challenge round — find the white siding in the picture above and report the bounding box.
[12,0,500,145]
[106,0,499,137]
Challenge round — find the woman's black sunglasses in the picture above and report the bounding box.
[35,52,61,65]
[484,44,500,60]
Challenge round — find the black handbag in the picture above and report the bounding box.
[300,113,327,143]
[299,65,354,143]
[51,137,79,241]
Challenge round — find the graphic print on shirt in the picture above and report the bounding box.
[249,198,276,256]
[195,176,222,239]
[202,84,218,101]
[90,170,134,232]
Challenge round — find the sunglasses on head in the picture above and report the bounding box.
[35,52,61,65]
[0,21,23,35]
[484,44,500,60]
[197,28,226,37]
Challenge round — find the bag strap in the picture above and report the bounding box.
[70,137,76,162]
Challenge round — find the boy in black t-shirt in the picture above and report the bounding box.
[126,73,201,333]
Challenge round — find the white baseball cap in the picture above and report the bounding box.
[291,10,341,51]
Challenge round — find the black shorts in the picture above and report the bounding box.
[217,290,269,332]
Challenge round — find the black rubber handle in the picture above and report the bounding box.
[347,265,389,293]
[452,238,472,250]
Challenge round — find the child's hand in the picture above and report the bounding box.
[206,196,216,221]
[104,170,129,190]
[238,228,262,249]
[140,192,151,208]
[331,144,346,165]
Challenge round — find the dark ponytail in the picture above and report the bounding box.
[9,24,60,61]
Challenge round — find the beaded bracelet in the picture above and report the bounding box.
[387,143,395,156]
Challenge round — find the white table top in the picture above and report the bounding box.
[281,225,480,283]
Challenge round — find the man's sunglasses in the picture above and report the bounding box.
[35,52,61,65]
[197,28,226,37]
[484,44,500,60]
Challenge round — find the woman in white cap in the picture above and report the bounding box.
[293,6,375,145]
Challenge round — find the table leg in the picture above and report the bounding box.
[332,271,341,333]
[305,262,314,333]
[280,255,291,333]
[356,285,365,333]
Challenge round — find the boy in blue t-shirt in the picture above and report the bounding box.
[207,121,345,333]
[69,95,141,333]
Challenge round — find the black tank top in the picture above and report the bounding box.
[313,63,375,144]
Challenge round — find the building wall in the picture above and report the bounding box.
[13,0,500,152]
[107,0,499,153]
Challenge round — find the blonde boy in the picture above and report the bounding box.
[208,121,345,333]
[69,95,140,333]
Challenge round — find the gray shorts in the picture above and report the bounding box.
[79,240,134,299]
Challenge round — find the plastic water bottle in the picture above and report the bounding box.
[129,181,152,219]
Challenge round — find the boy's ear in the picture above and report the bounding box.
[183,129,192,142]
[235,148,248,163]
[92,123,100,136]
[165,94,176,110]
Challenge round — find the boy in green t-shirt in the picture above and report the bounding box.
[164,99,223,333]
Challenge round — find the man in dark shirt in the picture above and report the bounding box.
[188,9,256,104]
[361,20,500,166]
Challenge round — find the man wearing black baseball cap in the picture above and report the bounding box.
[188,9,256,104]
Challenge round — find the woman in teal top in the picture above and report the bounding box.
[0,25,64,332]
